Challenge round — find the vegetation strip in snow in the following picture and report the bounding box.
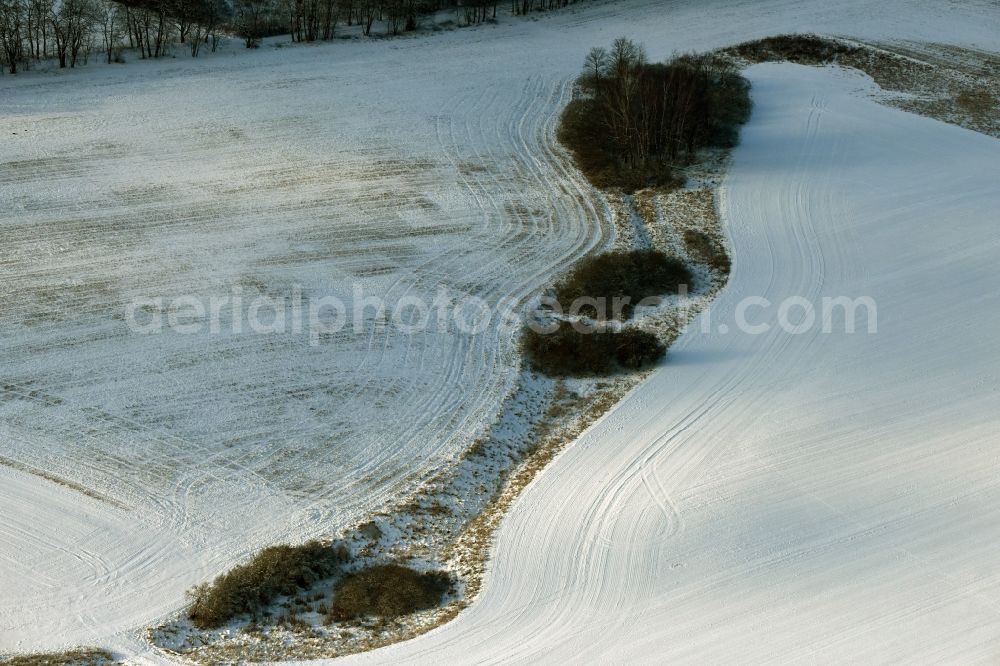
[150,35,744,661]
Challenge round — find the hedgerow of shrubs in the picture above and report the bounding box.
[554,249,691,321]
[187,540,349,629]
[326,564,453,623]
[727,34,861,65]
[522,322,666,377]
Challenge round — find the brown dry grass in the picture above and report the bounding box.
[956,87,996,115]
[0,456,126,509]
[729,34,1000,139]
[2,649,117,666]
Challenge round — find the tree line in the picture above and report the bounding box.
[0,0,228,71]
[0,0,592,73]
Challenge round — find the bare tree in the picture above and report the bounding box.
[319,0,335,38]
[461,0,494,25]
[50,0,97,68]
[384,0,404,34]
[170,0,196,42]
[583,46,608,84]
[234,0,267,46]
[188,0,225,55]
[0,0,26,73]
[97,0,120,61]
[601,37,646,165]
[25,0,51,58]
[356,0,373,35]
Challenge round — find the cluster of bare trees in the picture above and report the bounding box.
[233,0,421,46]
[0,0,25,71]
[458,0,496,24]
[49,0,96,66]
[511,0,582,15]
[0,0,598,74]
[448,0,583,26]
[559,37,752,189]
[240,0,591,45]
[251,0,494,43]
[284,0,338,42]
[0,0,228,72]
[95,0,227,59]
[0,0,105,72]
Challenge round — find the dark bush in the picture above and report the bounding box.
[523,321,614,376]
[327,564,452,622]
[522,321,666,377]
[613,328,668,369]
[559,99,682,191]
[187,540,349,629]
[554,249,691,321]
[559,98,620,189]
[683,229,731,274]
[694,55,754,148]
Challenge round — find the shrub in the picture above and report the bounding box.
[522,322,666,377]
[612,328,669,370]
[554,249,691,321]
[327,564,452,622]
[187,540,349,629]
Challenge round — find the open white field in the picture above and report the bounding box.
[339,62,1000,664]
[2,0,999,658]
[1,17,610,652]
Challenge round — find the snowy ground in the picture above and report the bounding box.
[1,18,608,654]
[1,0,999,659]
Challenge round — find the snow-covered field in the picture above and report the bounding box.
[337,58,1000,666]
[1,18,609,653]
[2,0,999,659]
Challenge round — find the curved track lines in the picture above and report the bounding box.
[0,22,605,653]
[2,0,999,656]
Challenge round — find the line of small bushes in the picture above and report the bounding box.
[325,564,453,623]
[187,540,349,630]
[683,229,731,274]
[522,322,666,377]
[553,249,691,321]
[726,34,861,65]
